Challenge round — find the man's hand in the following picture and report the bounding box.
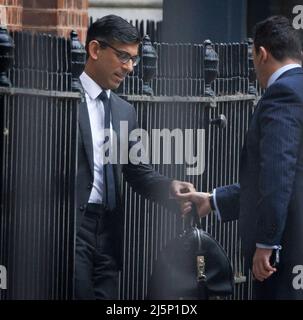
[170,181,195,214]
[252,248,277,282]
[175,191,212,218]
[169,180,195,198]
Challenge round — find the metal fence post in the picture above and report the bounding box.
[142,35,158,95]
[204,40,218,97]
[0,26,14,87]
[70,30,86,93]
[247,38,257,95]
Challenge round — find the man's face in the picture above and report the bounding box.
[92,41,139,90]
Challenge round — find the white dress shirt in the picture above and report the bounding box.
[79,71,111,204]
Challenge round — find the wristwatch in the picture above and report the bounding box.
[208,193,216,211]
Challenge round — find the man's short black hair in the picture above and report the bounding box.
[85,15,141,53]
[253,15,302,62]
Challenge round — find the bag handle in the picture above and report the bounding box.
[183,206,202,230]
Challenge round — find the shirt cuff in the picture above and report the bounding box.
[256,243,282,250]
[212,188,222,221]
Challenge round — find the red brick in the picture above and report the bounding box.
[22,0,36,8]
[75,0,87,10]
[57,0,65,9]
[23,0,58,9]
[1,0,21,5]
[23,9,58,26]
[66,0,74,9]
[57,10,66,26]
[82,12,88,27]
[1,0,88,42]
[1,1,23,31]
[38,0,58,9]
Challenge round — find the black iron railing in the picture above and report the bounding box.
[0,28,83,299]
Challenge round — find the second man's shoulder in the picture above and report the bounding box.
[263,77,303,105]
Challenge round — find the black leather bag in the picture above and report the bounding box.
[147,215,234,300]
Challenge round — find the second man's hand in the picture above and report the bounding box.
[176,191,212,218]
[252,248,277,282]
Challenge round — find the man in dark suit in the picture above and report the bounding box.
[177,16,303,299]
[76,15,194,299]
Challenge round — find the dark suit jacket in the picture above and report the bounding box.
[77,91,174,264]
[215,68,303,298]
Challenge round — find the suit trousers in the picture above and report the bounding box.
[252,273,279,300]
[75,204,119,300]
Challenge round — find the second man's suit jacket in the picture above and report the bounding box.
[215,68,303,283]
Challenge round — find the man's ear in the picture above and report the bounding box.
[258,46,269,63]
[88,40,100,60]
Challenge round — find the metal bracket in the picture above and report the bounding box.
[197,255,206,281]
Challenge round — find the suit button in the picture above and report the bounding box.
[87,182,93,190]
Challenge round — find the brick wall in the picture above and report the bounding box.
[0,0,23,31]
[57,0,88,43]
[23,0,88,43]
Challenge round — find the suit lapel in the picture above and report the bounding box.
[79,101,94,176]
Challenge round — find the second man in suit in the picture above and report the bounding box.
[177,15,303,299]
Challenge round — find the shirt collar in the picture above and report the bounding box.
[79,71,111,100]
[267,63,302,88]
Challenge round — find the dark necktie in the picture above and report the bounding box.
[99,90,116,211]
